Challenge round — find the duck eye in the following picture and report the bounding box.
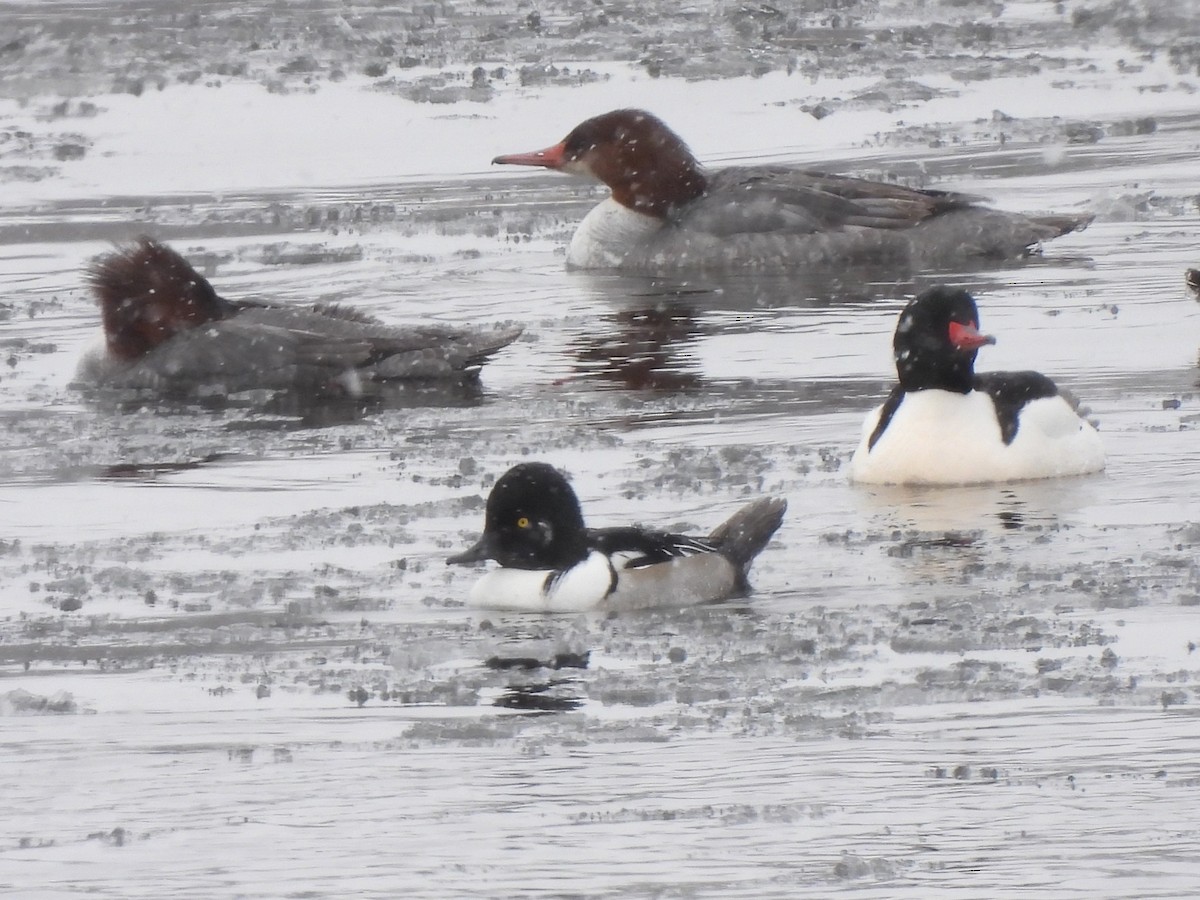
[516,516,531,529]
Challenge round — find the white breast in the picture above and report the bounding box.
[849,390,1105,485]
[566,198,664,269]
[467,551,614,613]
[74,333,119,385]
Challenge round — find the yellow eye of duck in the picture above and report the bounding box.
[516,516,531,529]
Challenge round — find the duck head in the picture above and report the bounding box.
[448,462,590,570]
[492,109,708,219]
[88,238,232,361]
[893,286,996,393]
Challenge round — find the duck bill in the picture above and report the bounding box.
[492,141,567,170]
[447,534,495,566]
[948,321,997,350]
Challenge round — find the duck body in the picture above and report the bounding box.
[849,287,1105,485]
[494,109,1092,273]
[448,462,787,612]
[76,238,522,398]
[851,381,1106,485]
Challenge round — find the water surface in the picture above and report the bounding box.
[2,5,1200,896]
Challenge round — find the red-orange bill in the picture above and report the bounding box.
[948,320,996,349]
[492,141,567,169]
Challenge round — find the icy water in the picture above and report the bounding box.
[3,2,1200,896]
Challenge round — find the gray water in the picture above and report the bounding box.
[3,2,1200,896]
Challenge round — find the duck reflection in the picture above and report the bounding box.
[85,375,493,430]
[564,267,916,393]
[850,480,1108,538]
[572,296,707,392]
[486,649,590,714]
[566,263,1030,394]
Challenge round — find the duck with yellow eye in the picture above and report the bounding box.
[448,462,787,612]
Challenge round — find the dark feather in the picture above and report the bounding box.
[588,526,715,569]
[973,371,1060,445]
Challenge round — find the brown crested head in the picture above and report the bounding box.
[493,109,708,219]
[88,238,230,360]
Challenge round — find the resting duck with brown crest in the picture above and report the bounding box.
[76,238,522,397]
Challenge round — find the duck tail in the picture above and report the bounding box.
[1029,212,1093,239]
[708,496,787,585]
[459,324,525,371]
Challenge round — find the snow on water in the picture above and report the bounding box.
[2,4,1200,897]
[1,35,1197,201]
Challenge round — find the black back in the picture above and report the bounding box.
[973,371,1059,445]
[588,526,713,568]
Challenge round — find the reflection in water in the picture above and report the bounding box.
[486,651,590,713]
[565,260,1093,395]
[996,507,1026,530]
[852,477,1108,537]
[614,259,1079,313]
[493,681,585,713]
[77,375,493,429]
[567,270,907,394]
[572,300,707,392]
[485,650,591,671]
[99,452,234,481]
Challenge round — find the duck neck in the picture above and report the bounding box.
[897,351,977,394]
[610,159,708,220]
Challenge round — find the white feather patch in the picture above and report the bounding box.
[467,551,614,613]
[850,390,1105,485]
[567,198,663,269]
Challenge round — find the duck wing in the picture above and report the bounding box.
[973,371,1062,445]
[678,166,984,237]
[588,526,716,569]
[92,317,374,395]
[235,305,524,380]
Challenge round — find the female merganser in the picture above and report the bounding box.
[75,238,522,397]
[849,287,1105,485]
[448,462,787,612]
[493,109,1092,272]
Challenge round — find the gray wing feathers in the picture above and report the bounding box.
[95,314,522,393]
[95,321,324,393]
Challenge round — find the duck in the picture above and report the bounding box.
[75,237,523,397]
[447,462,787,612]
[1186,268,1199,296]
[848,286,1105,485]
[492,108,1092,273]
